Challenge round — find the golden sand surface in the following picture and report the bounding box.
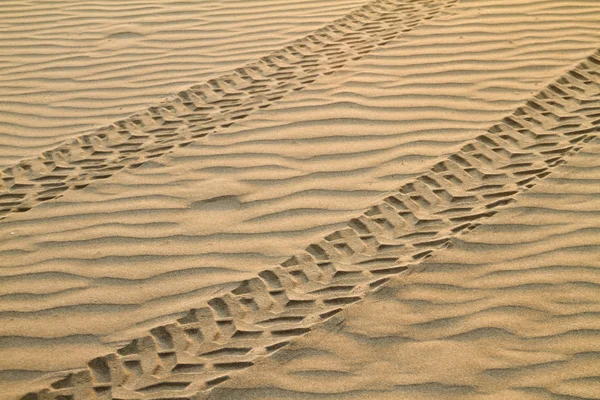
[1,0,599,399]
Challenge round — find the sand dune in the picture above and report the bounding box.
[1,0,600,399]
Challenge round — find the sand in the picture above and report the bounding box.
[205,140,600,400]
[1,0,599,399]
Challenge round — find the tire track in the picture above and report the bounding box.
[21,49,600,400]
[0,0,458,221]
[208,140,600,399]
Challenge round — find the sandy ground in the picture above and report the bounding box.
[1,0,599,399]
[206,139,600,400]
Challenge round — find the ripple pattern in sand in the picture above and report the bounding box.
[2,0,600,399]
[15,43,600,400]
[0,0,365,167]
[206,139,600,400]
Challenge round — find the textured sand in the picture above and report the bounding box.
[206,140,600,399]
[0,0,364,167]
[1,0,600,399]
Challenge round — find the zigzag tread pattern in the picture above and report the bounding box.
[0,0,458,220]
[20,50,600,400]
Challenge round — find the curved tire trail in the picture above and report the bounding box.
[20,48,600,400]
[0,0,458,221]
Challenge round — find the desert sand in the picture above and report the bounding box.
[1,0,599,399]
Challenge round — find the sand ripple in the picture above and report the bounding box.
[2,0,600,398]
